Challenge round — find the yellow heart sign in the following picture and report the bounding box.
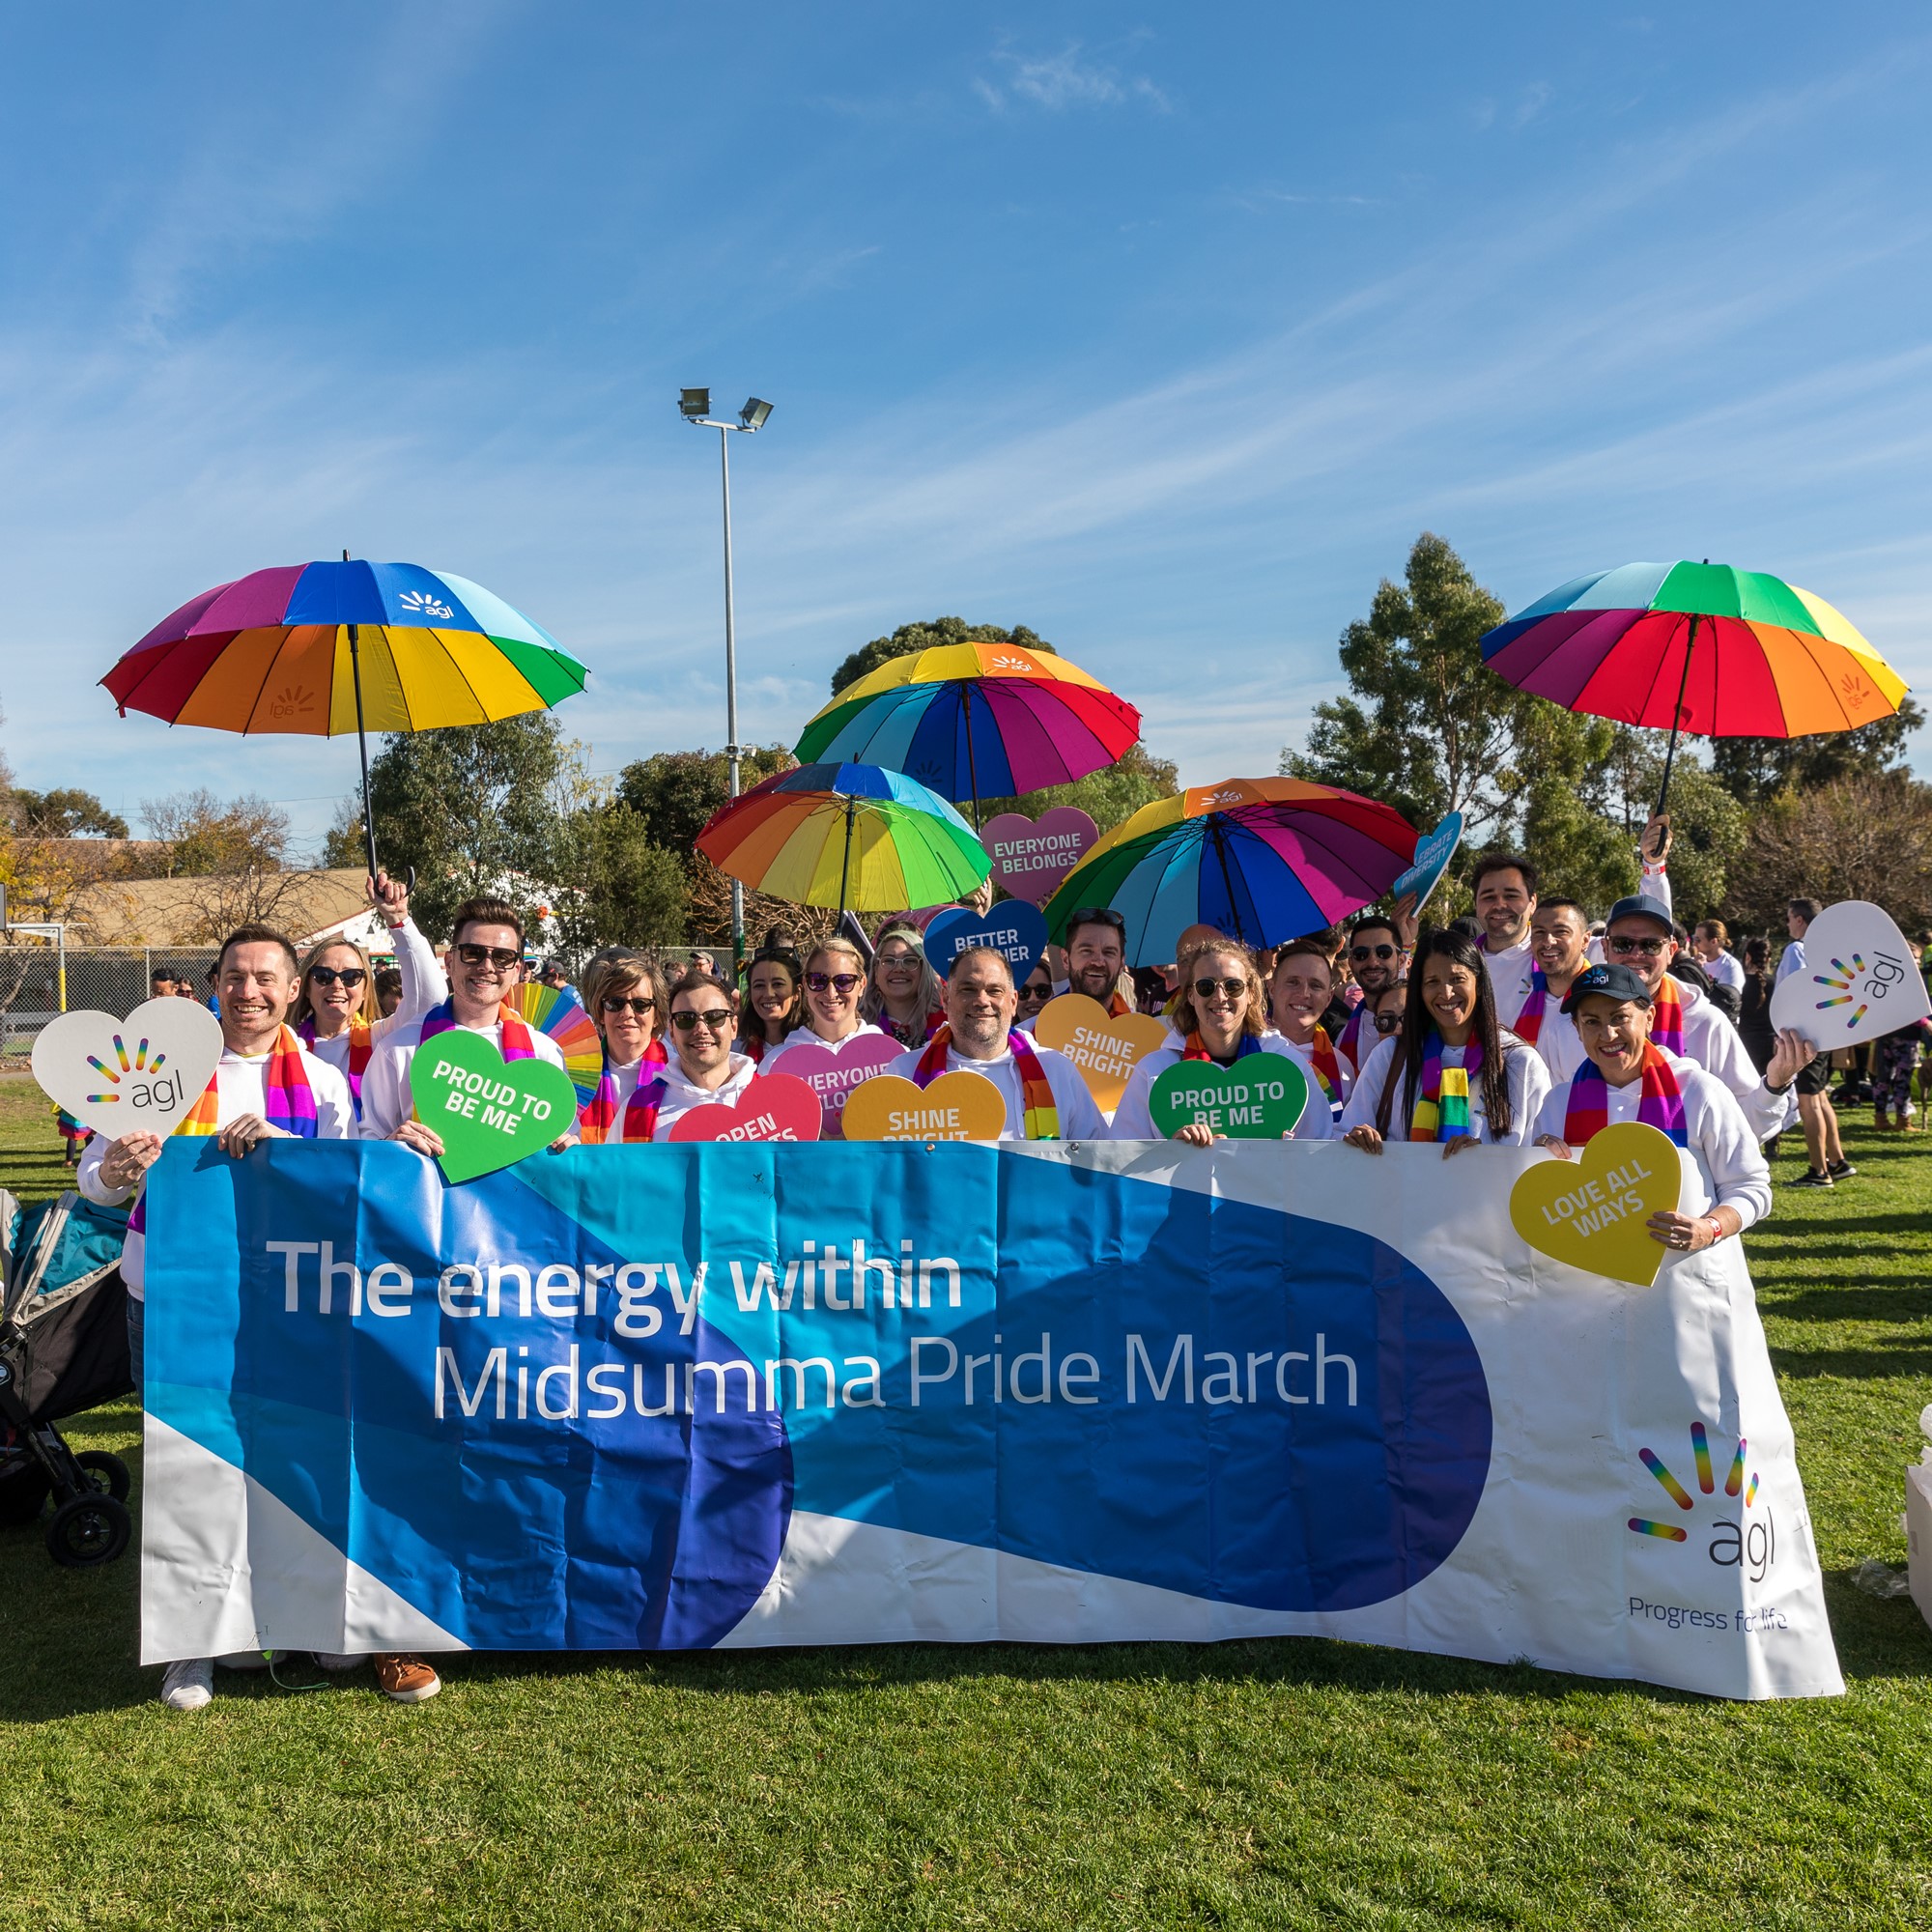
[1033,994,1170,1112]
[1509,1121,1685,1288]
[840,1070,1009,1143]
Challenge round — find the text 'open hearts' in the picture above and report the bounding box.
[668,1074,823,1144]
[1509,1121,1685,1288]
[32,998,224,1143]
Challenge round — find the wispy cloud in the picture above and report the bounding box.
[976,41,1171,114]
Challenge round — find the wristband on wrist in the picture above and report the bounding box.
[1703,1215,1725,1243]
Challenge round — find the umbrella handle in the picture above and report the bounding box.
[1652,611,1699,822]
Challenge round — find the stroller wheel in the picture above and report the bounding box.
[45,1493,130,1568]
[0,1465,52,1526]
[74,1451,131,1502]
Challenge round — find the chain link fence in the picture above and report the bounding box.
[0,947,220,1056]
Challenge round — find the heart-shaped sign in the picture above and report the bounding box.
[1769,900,1931,1049]
[1149,1054,1308,1141]
[415,1029,580,1183]
[1392,810,1463,914]
[923,900,1047,989]
[773,1032,903,1139]
[980,808,1100,905]
[1509,1121,1684,1288]
[1033,993,1170,1111]
[668,1073,823,1144]
[840,1070,1009,1142]
[32,998,224,1143]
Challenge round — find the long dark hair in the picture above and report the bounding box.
[1375,928,1512,1139]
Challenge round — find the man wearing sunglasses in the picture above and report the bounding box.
[1600,894,1808,1144]
[887,947,1105,1142]
[1063,910,1133,1016]
[646,971,761,1138]
[1334,915,1407,1079]
[360,896,571,1150]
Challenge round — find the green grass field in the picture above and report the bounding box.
[1,1071,1927,1929]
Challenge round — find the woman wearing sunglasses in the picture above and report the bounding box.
[1111,939,1333,1144]
[577,953,670,1143]
[738,944,803,1065]
[1014,960,1056,1032]
[862,923,942,1047]
[762,936,892,1131]
[1340,928,1549,1156]
[290,869,446,1122]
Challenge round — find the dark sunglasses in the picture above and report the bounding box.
[309,966,366,988]
[1067,907,1126,934]
[1374,1009,1405,1035]
[1350,943,1397,963]
[601,995,657,1016]
[455,944,521,970]
[1017,980,1053,1002]
[1606,935,1669,958]
[669,1007,733,1033]
[806,972,863,993]
[1193,976,1246,1001]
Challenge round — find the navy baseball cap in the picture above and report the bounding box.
[1560,960,1654,1015]
[1605,893,1674,933]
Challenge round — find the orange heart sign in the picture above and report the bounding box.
[840,1070,1008,1143]
[1509,1122,1685,1288]
[1033,994,1170,1112]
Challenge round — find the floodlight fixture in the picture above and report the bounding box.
[679,386,711,420]
[739,397,774,432]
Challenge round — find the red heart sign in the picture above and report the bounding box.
[668,1073,824,1144]
[979,808,1100,904]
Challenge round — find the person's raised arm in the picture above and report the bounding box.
[369,872,448,1038]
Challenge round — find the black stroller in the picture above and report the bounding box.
[0,1188,135,1567]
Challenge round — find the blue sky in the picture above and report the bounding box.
[2,4,1927,854]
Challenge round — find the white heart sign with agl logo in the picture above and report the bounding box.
[32,998,225,1143]
[1769,900,1930,1049]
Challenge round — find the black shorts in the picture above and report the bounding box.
[1794,1052,1833,1096]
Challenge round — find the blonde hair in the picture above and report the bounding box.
[805,936,867,979]
[862,923,940,1029]
[1173,938,1267,1039]
[293,935,379,1029]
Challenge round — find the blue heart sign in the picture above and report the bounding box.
[922,900,1047,990]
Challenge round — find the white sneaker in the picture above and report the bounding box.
[313,1652,368,1672]
[160,1658,213,1711]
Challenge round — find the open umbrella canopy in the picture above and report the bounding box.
[793,640,1141,815]
[1042,778,1417,963]
[696,762,990,913]
[102,558,586,734]
[1479,560,1906,738]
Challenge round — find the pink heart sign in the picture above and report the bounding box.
[668,1072,823,1145]
[980,808,1100,905]
[770,1032,903,1139]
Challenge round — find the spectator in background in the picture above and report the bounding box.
[1737,937,1777,1077]
[1873,1015,1924,1132]
[1334,915,1408,1078]
[738,943,802,1065]
[1015,960,1055,1032]
[374,966,404,1019]
[690,951,718,980]
[1692,919,1745,994]
[1773,898,1850,1188]
[150,968,177,1000]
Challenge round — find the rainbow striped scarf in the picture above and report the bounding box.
[916,1025,1059,1140]
[1408,1033,1481,1143]
[1514,968,1549,1046]
[1181,1031,1262,1065]
[128,1026,317,1232]
[1307,1023,1342,1102]
[1648,975,1686,1055]
[298,1014,373,1117]
[1336,1001,1371,1074]
[579,1037,669,1144]
[1563,1043,1688,1148]
[420,999,538,1061]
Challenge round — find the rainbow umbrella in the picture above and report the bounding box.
[505,982,604,1106]
[793,640,1141,827]
[1041,778,1417,962]
[697,763,989,915]
[1480,560,1908,813]
[101,557,586,876]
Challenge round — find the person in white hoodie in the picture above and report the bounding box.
[645,970,763,1138]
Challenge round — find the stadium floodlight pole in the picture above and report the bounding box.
[680,389,775,975]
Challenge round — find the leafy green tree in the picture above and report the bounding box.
[829,617,1054,698]
[9,788,128,838]
[1709,697,1925,804]
[615,745,796,861]
[140,788,289,876]
[550,805,690,953]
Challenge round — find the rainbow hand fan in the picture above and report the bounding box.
[505,983,604,1105]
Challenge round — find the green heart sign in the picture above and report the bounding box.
[415,1029,580,1183]
[1149,1053,1308,1141]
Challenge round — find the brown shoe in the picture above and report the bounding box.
[375,1654,441,1703]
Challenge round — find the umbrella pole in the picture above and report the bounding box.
[962,684,981,831]
[1208,816,1246,947]
[838,797,856,918]
[1652,611,1700,822]
[348,620,382,883]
